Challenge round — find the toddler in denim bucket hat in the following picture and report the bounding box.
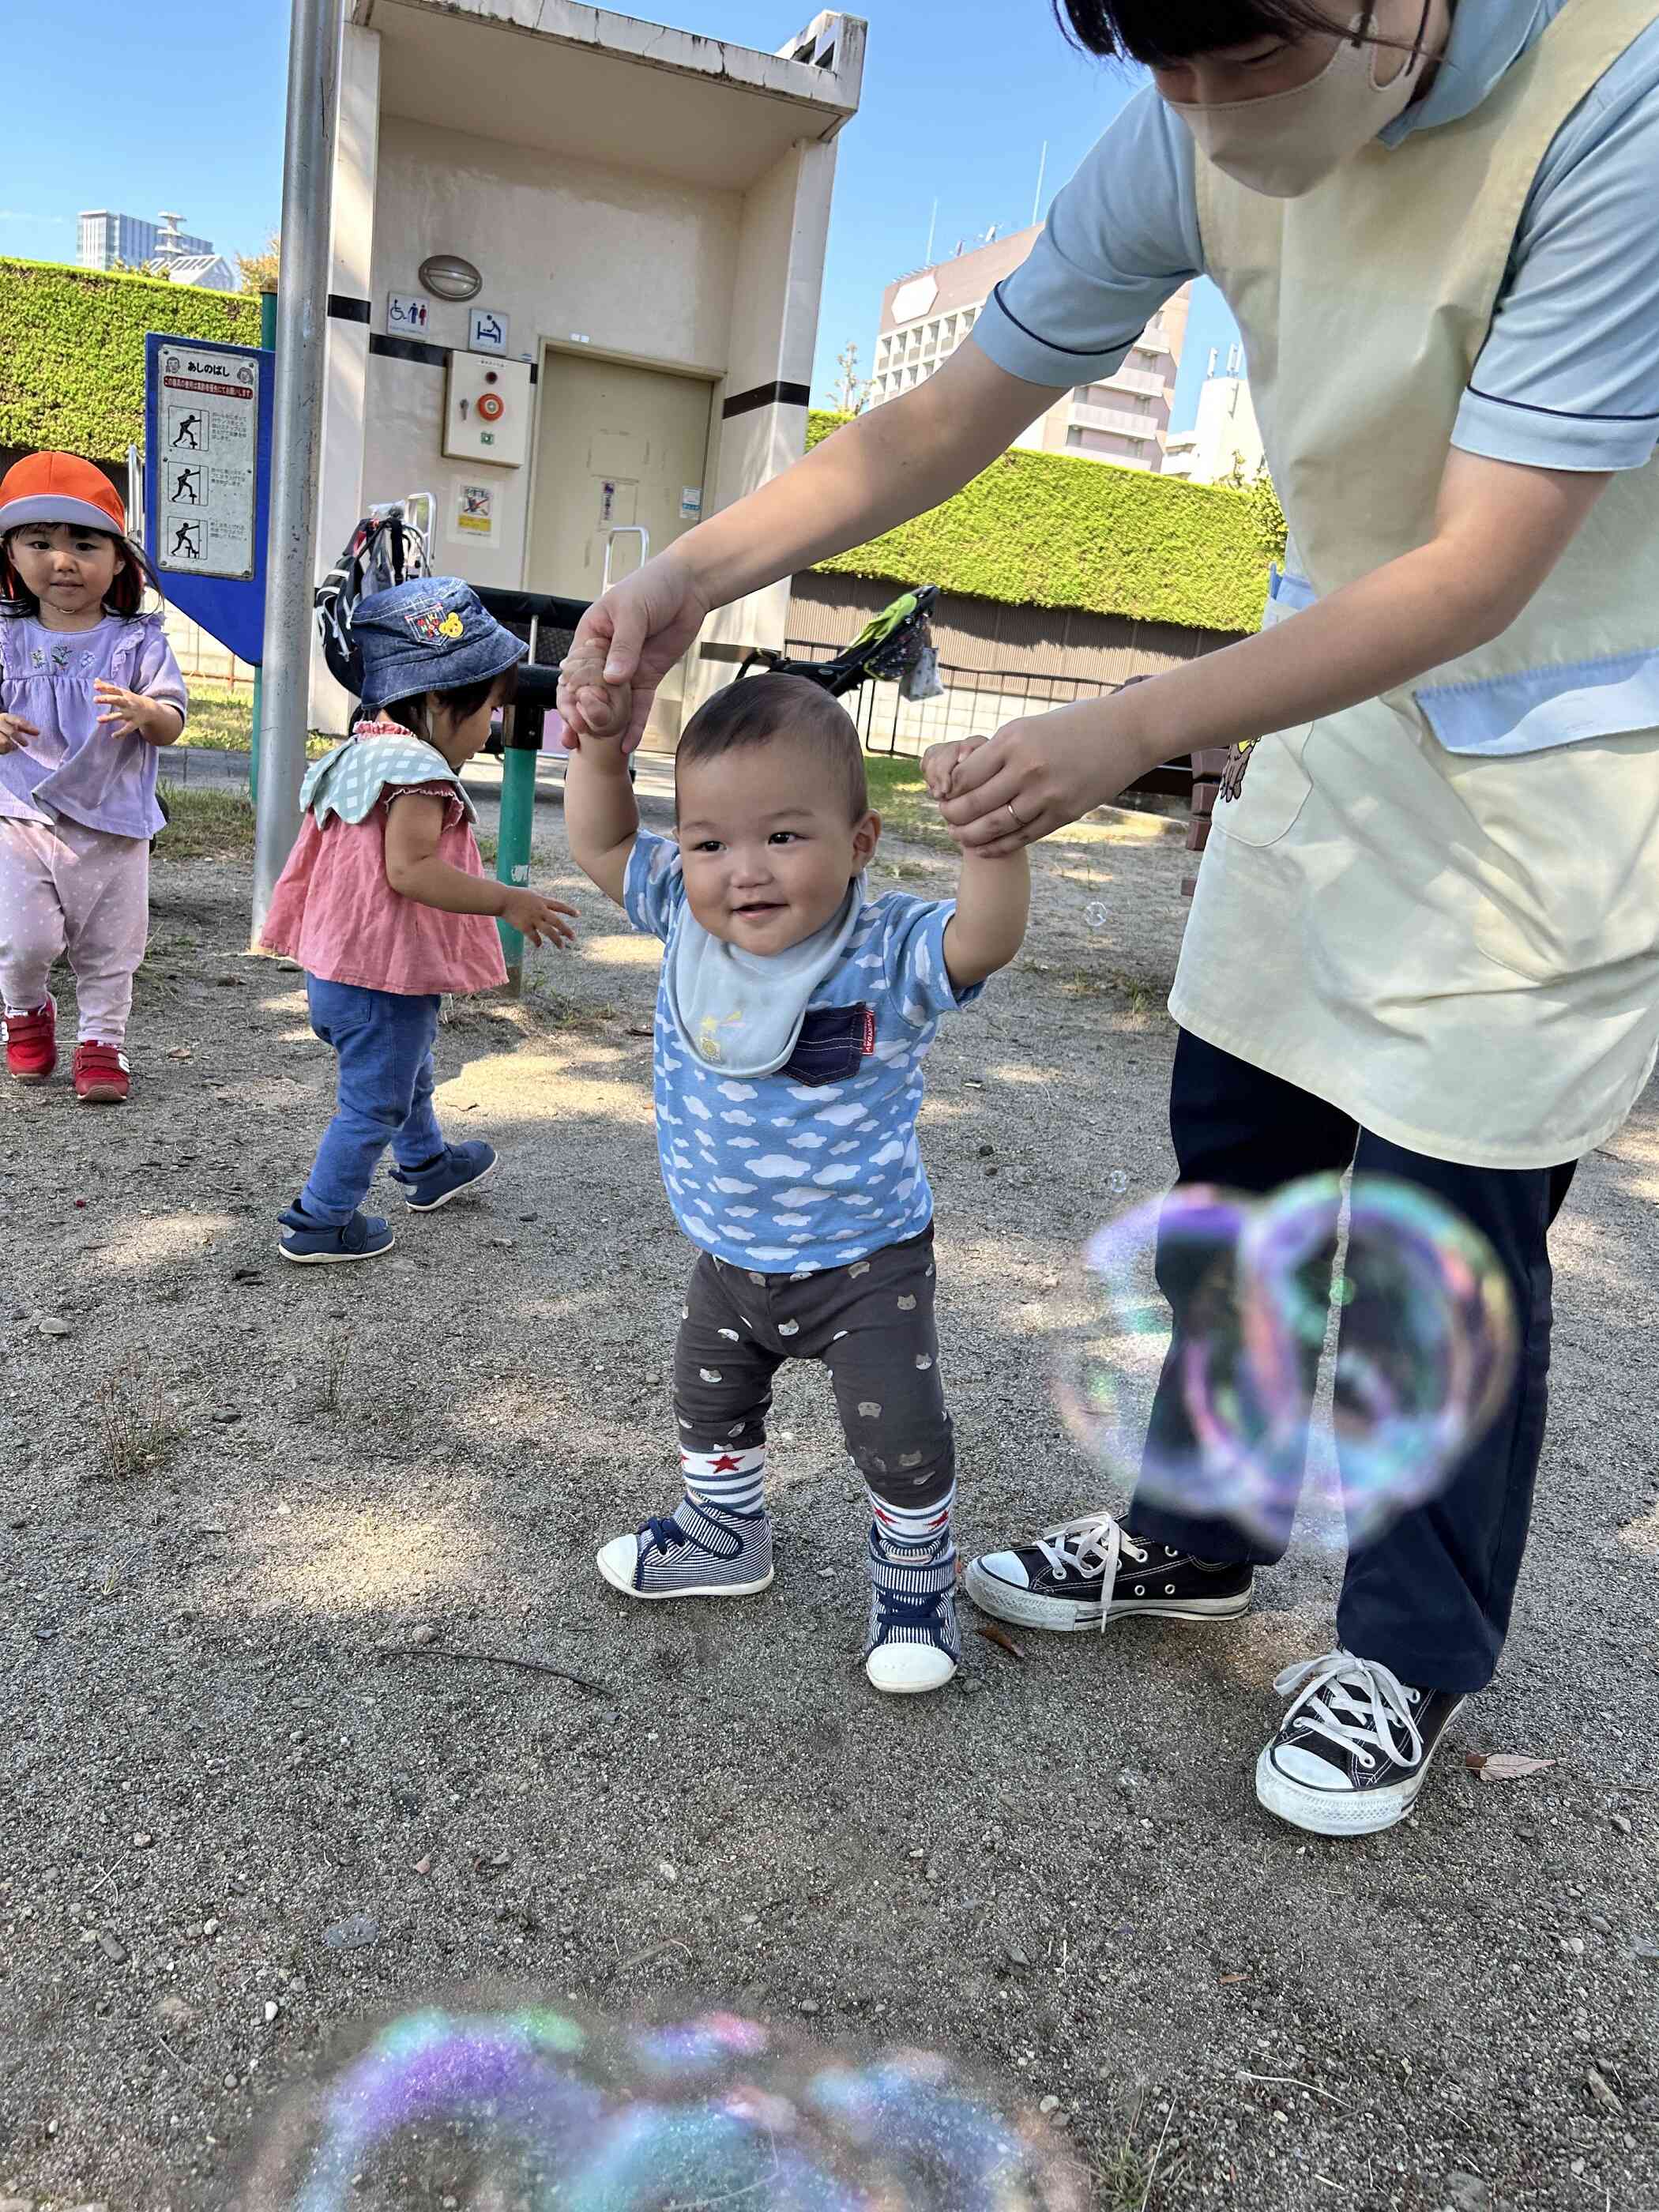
[261,577,579,1266]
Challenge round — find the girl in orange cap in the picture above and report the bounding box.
[0,452,186,1103]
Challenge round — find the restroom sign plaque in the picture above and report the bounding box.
[156,344,260,580]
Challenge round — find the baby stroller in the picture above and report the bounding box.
[737,585,942,704]
[314,505,433,729]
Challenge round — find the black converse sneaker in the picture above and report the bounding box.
[596,1499,774,1601]
[965,1510,1252,1633]
[1255,1649,1465,1837]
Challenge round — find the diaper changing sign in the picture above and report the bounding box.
[143,333,274,664]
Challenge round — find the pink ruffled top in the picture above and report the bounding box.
[260,784,507,996]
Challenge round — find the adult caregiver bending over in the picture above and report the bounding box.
[562,0,1659,1839]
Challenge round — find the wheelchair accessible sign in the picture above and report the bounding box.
[144,333,274,664]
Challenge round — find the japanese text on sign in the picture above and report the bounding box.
[157,345,259,581]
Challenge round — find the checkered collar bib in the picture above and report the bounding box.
[299,733,476,827]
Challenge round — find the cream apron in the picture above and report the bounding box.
[1170,0,1659,1170]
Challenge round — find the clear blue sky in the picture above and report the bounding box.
[2,0,1236,434]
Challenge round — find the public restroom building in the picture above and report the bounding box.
[319,0,867,739]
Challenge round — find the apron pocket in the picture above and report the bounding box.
[1215,720,1317,850]
[1445,732,1659,985]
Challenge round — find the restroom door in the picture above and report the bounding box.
[530,351,715,747]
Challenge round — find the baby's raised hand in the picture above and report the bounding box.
[558,645,633,747]
[922,735,989,804]
[0,712,39,755]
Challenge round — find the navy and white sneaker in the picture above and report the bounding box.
[966,1510,1252,1633]
[596,1499,774,1601]
[277,1204,396,1265]
[391,1140,498,1212]
[864,1528,960,1695]
[1255,1649,1465,1837]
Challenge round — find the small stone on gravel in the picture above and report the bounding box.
[1447,2178,1491,2212]
[1610,1813,1632,1834]
[95,1931,126,1962]
[322,1913,379,1951]
[797,1999,820,2015]
[36,1315,71,1337]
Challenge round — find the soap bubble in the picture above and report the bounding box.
[1084,901,1109,931]
[1054,1175,1517,1549]
[243,2002,1084,2212]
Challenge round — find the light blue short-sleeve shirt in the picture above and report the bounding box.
[623,829,983,1277]
[975,0,1659,472]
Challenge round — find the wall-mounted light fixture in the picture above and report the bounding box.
[419,253,482,303]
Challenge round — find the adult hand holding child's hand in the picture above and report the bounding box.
[557,644,634,750]
[559,547,709,754]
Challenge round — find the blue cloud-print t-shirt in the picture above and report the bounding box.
[624,829,982,1276]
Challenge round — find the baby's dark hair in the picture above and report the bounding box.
[1053,0,1392,64]
[380,660,520,744]
[1,523,156,620]
[676,674,868,821]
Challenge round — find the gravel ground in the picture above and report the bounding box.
[1,787,1655,2212]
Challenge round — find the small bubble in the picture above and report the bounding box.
[1084,901,1109,931]
[1108,1169,1129,1196]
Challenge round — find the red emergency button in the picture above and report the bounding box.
[476,391,506,422]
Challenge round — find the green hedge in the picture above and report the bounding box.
[0,258,261,462]
[807,411,1271,634]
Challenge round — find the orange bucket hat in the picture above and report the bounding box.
[0,452,129,538]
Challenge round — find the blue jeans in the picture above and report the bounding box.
[299,977,446,1225]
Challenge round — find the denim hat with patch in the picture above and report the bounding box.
[352,575,528,711]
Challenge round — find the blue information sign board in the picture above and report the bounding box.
[144,333,273,666]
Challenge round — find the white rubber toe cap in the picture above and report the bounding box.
[1270,1744,1348,1791]
[866,1642,958,1695]
[596,1535,641,1594]
[972,1550,1030,1591]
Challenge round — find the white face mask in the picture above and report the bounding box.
[1164,3,1433,200]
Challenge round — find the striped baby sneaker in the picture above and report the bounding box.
[864,1526,960,1695]
[596,1499,774,1601]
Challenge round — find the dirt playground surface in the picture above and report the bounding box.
[2,789,1655,2210]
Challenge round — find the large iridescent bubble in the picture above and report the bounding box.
[242,2004,1084,2212]
[1054,1174,1518,1548]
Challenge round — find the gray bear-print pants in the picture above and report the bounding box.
[673,1227,954,1513]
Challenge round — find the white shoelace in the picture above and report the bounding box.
[1273,1649,1424,1773]
[1028,1512,1149,1635]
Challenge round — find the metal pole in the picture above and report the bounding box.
[495,707,537,996]
[252,0,344,939]
[249,283,280,808]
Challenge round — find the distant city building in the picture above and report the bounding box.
[77,209,215,274]
[869,226,1192,473]
[1162,350,1266,485]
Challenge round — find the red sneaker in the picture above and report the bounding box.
[4,994,57,1085]
[73,1040,130,1105]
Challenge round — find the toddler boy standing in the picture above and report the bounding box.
[562,672,1028,1693]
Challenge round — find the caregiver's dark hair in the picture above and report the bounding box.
[1052,0,1394,66]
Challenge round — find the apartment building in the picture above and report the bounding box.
[868,224,1191,472]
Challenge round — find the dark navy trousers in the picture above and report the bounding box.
[1129,1029,1577,1694]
